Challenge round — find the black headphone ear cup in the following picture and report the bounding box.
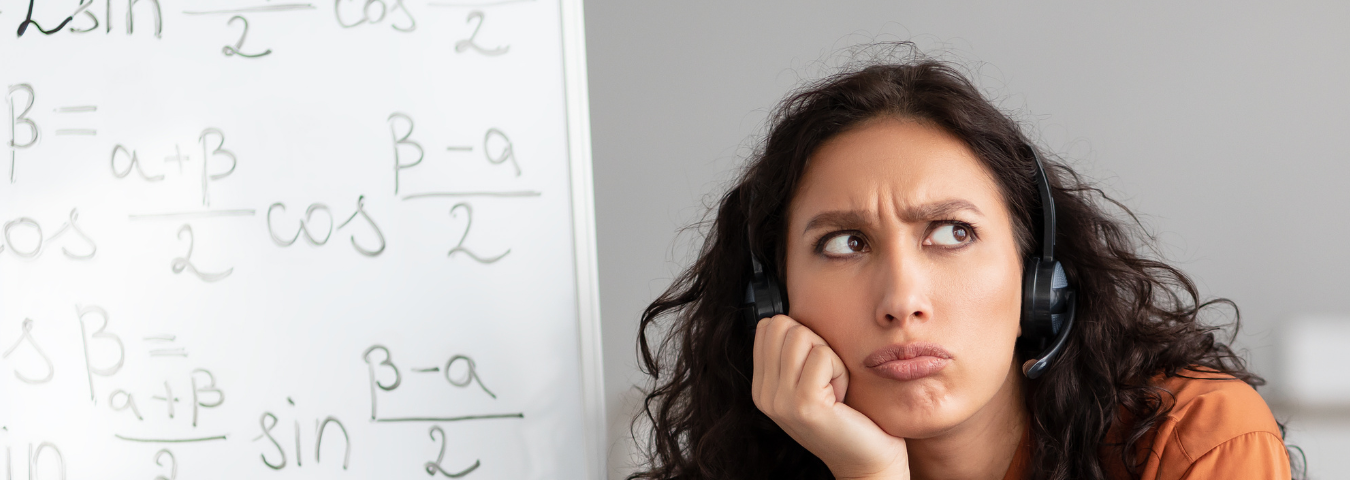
[1020,258,1075,378]
[761,272,786,318]
[744,256,787,331]
[1020,258,1067,352]
[1048,262,1070,332]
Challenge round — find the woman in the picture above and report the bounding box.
[631,52,1295,480]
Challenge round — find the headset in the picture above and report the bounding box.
[742,147,1076,380]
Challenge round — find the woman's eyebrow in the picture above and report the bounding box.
[900,199,983,223]
[802,210,868,234]
[801,199,983,235]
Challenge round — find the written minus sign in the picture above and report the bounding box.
[447,146,473,152]
[55,129,97,136]
[413,366,441,373]
[54,106,97,113]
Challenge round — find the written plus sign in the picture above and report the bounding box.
[164,145,189,174]
[151,382,181,419]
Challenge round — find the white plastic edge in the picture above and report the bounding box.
[559,0,607,478]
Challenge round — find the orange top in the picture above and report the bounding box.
[1001,369,1290,480]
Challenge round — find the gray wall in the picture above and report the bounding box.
[585,2,1350,478]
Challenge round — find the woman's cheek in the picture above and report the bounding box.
[945,256,1022,405]
[791,264,871,339]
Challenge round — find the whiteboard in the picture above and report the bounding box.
[0,0,605,478]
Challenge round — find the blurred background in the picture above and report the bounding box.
[583,2,1350,478]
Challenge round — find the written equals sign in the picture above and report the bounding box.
[145,334,187,357]
[54,105,97,136]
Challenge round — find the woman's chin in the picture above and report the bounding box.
[849,389,970,439]
[873,410,966,439]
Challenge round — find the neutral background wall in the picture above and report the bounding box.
[584,2,1350,479]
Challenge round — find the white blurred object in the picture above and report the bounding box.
[1282,316,1350,406]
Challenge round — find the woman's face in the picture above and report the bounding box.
[784,117,1024,439]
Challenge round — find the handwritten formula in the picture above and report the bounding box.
[0,0,596,477]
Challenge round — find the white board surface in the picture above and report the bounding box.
[0,0,605,478]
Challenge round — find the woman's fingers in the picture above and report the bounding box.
[779,324,815,385]
[749,316,909,479]
[752,315,845,419]
[829,358,848,404]
[753,315,791,410]
[754,315,800,412]
[751,318,767,405]
[801,343,849,404]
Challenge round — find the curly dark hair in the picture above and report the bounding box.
[630,48,1297,480]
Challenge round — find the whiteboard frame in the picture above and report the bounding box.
[560,0,607,478]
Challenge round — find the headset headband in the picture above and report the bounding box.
[1030,149,1056,262]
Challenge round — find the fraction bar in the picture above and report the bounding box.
[129,209,257,220]
[402,191,542,200]
[375,413,524,423]
[115,434,228,443]
[429,0,533,7]
[55,129,96,136]
[54,106,97,113]
[183,3,314,14]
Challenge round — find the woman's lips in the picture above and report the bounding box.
[864,342,953,381]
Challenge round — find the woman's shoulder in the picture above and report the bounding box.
[1153,368,1282,450]
[1136,367,1289,479]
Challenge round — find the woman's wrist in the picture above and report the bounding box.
[831,470,910,480]
[828,459,910,480]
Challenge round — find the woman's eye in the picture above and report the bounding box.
[821,233,867,256]
[926,223,972,247]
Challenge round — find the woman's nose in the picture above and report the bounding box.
[874,248,933,328]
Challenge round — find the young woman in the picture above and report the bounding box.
[631,54,1295,480]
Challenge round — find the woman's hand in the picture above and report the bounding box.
[752,315,910,480]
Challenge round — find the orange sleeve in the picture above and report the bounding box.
[1178,431,1291,480]
[1006,370,1291,480]
[1127,370,1292,480]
